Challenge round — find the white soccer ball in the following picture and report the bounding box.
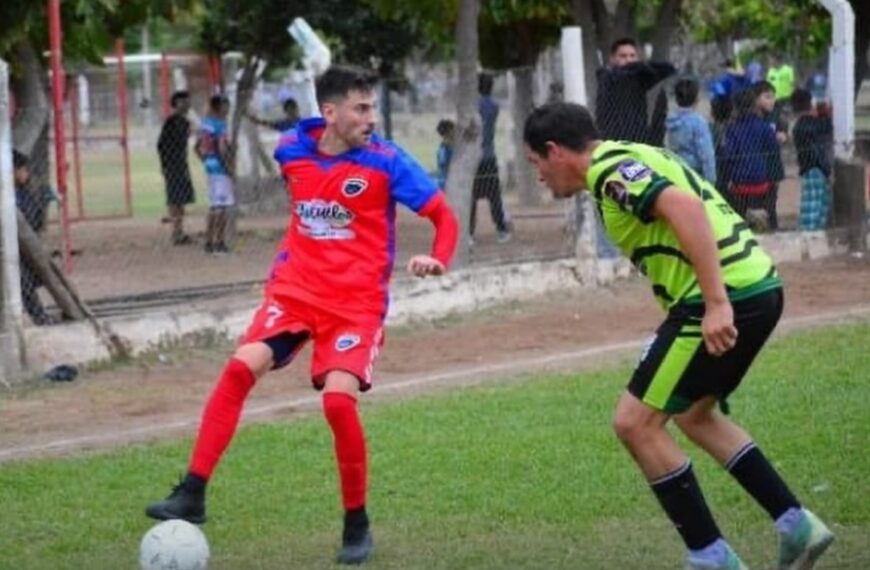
[139,520,210,570]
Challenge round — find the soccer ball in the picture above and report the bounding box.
[139,520,210,570]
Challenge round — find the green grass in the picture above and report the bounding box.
[1,323,869,569]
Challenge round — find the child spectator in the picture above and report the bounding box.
[755,81,787,231]
[724,88,780,225]
[13,150,55,325]
[666,77,716,183]
[435,119,455,189]
[791,88,833,230]
[196,94,234,255]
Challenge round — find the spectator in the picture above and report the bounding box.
[435,119,454,189]
[723,88,779,225]
[709,95,733,195]
[245,97,300,132]
[595,37,676,143]
[471,72,511,243]
[805,67,828,105]
[709,59,751,103]
[791,88,833,231]
[756,81,787,231]
[13,150,54,326]
[666,77,717,183]
[745,60,765,84]
[196,94,234,255]
[157,90,195,246]
[766,55,795,104]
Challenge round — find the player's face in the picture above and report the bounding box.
[329,89,377,149]
[610,45,638,67]
[174,98,191,115]
[525,143,581,199]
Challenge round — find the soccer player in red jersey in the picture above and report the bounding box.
[146,65,459,565]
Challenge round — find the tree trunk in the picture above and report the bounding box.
[10,40,49,156]
[10,40,52,199]
[381,81,393,140]
[591,0,614,56]
[448,0,482,267]
[510,66,539,206]
[650,0,683,61]
[16,212,84,321]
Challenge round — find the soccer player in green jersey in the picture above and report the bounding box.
[523,102,834,570]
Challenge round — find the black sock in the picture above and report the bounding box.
[726,442,800,520]
[183,472,207,495]
[343,506,369,542]
[650,461,722,550]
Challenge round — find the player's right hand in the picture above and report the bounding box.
[407,255,445,278]
[702,300,737,357]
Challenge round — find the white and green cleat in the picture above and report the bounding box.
[777,509,834,570]
[685,544,749,570]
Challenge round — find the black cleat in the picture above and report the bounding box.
[337,507,373,565]
[145,476,207,524]
[337,528,373,565]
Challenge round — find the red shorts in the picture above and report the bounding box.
[241,293,384,391]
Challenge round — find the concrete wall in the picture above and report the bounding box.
[9,229,860,382]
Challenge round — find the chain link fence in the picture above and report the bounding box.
[5,43,869,322]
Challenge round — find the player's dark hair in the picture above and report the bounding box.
[170,90,189,108]
[610,37,637,55]
[791,88,813,113]
[436,119,455,137]
[478,73,494,96]
[524,102,599,157]
[209,94,229,112]
[674,77,699,107]
[316,65,378,106]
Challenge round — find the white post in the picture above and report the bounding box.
[561,26,588,105]
[819,0,855,160]
[0,59,24,383]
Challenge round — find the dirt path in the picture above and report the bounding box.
[1,255,869,462]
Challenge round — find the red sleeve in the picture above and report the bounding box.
[418,191,459,268]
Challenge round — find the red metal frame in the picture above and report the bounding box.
[48,0,72,273]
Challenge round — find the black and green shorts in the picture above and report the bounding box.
[629,288,784,414]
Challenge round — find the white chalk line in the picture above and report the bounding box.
[2,304,870,462]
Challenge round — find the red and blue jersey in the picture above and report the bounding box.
[269,117,443,320]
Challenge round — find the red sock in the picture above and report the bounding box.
[188,358,256,479]
[323,392,367,510]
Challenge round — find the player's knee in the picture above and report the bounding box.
[612,410,646,445]
[233,342,274,378]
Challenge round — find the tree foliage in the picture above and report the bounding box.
[684,0,831,62]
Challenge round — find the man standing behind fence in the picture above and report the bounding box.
[196,94,234,255]
[471,72,511,244]
[157,91,195,246]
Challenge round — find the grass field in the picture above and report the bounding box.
[1,323,869,570]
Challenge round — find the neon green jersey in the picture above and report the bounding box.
[586,140,780,311]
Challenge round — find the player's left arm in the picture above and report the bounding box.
[651,187,737,356]
[409,192,459,277]
[389,146,459,278]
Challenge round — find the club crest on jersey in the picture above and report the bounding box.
[335,334,361,352]
[617,160,652,182]
[342,177,368,197]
